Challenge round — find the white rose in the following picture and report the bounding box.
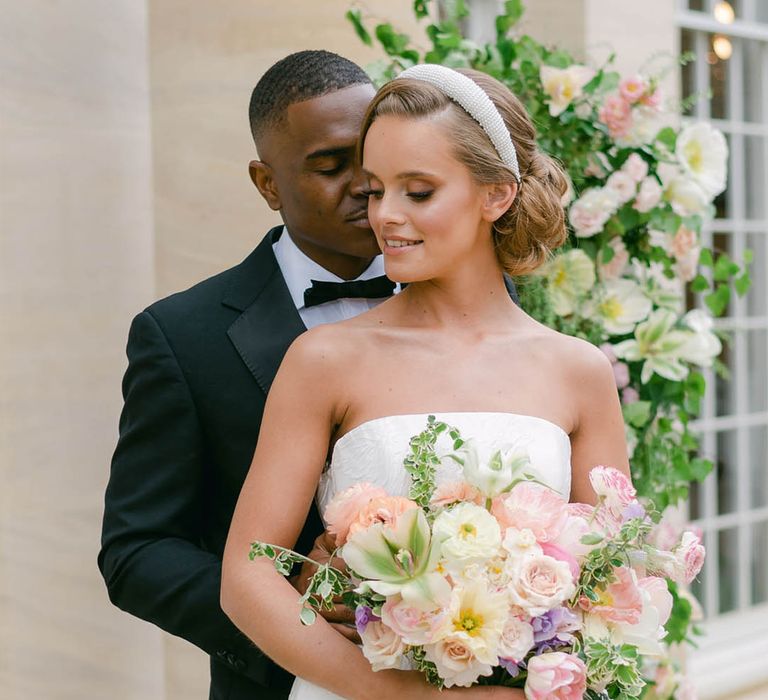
[606,171,638,204]
[677,122,728,197]
[633,176,663,213]
[360,621,407,671]
[433,502,502,569]
[507,553,575,617]
[569,187,621,237]
[662,169,710,217]
[497,614,535,662]
[423,636,493,687]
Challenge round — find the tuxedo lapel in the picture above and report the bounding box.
[225,227,306,395]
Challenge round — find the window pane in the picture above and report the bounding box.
[681,29,697,116]
[688,0,706,11]
[753,520,768,605]
[715,335,736,416]
[714,147,732,219]
[747,331,768,413]
[719,526,739,613]
[746,233,766,317]
[689,477,703,521]
[745,135,766,220]
[709,33,729,120]
[717,429,739,514]
[743,42,764,123]
[751,425,768,508]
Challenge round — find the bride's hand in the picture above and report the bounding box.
[290,531,359,641]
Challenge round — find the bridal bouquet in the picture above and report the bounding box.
[251,417,705,699]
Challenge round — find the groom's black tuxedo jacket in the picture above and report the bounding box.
[99,226,520,700]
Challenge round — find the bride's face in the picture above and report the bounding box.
[362,113,497,283]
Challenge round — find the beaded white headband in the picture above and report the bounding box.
[397,64,521,182]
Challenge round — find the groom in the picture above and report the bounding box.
[98,51,386,700]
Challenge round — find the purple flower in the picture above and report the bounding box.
[531,607,580,644]
[621,501,646,522]
[354,605,379,635]
[498,658,525,677]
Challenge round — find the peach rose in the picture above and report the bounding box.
[525,652,587,700]
[360,620,407,671]
[347,496,419,540]
[579,566,643,624]
[430,480,484,509]
[508,554,576,617]
[324,482,387,546]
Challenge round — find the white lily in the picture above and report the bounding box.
[613,309,691,383]
[450,440,531,499]
[540,64,595,117]
[586,278,652,335]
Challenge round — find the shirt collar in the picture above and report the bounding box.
[272,226,386,310]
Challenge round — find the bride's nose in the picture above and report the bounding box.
[369,192,407,230]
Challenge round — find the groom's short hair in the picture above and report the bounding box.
[249,50,371,144]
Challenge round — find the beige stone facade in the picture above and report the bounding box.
[2,1,761,698]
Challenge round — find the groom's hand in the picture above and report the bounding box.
[290,531,359,642]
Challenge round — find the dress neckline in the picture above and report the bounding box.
[333,411,570,452]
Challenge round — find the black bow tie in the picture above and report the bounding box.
[303,276,396,309]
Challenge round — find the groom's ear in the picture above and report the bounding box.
[249,160,282,211]
[481,182,518,224]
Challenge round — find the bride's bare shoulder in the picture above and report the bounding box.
[279,320,370,378]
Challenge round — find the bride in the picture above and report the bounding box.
[221,65,630,700]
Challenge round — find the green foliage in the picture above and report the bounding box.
[404,415,463,508]
[584,639,645,699]
[249,541,352,624]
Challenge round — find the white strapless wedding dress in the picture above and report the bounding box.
[288,412,572,700]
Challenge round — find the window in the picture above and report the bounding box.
[679,0,768,696]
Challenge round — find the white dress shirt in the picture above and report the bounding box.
[273,227,395,329]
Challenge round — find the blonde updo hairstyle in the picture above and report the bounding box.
[358,68,570,276]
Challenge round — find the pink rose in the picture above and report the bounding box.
[430,480,483,509]
[671,225,698,260]
[599,343,617,364]
[621,387,640,405]
[613,361,630,389]
[621,152,649,183]
[606,170,637,204]
[633,176,663,212]
[619,75,649,104]
[347,496,419,539]
[541,541,580,581]
[525,652,587,700]
[675,531,706,584]
[599,238,629,280]
[381,596,442,646]
[492,482,568,543]
[641,87,662,108]
[675,248,700,282]
[508,554,576,617]
[324,482,387,546]
[599,95,633,139]
[360,620,407,671]
[579,566,643,623]
[568,187,620,238]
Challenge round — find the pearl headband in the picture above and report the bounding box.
[397,64,521,182]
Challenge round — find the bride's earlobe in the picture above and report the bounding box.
[482,182,517,223]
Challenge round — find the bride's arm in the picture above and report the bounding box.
[222,329,525,700]
[567,342,632,505]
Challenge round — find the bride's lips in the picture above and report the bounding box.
[383,237,424,255]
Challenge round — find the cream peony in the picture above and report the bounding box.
[360,620,407,671]
[569,187,621,238]
[540,64,596,117]
[507,553,575,617]
[606,170,638,204]
[676,122,728,197]
[544,249,596,316]
[585,278,652,335]
[433,502,502,569]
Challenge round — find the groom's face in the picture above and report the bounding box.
[252,83,380,278]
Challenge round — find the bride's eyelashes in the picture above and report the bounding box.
[362,189,434,201]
